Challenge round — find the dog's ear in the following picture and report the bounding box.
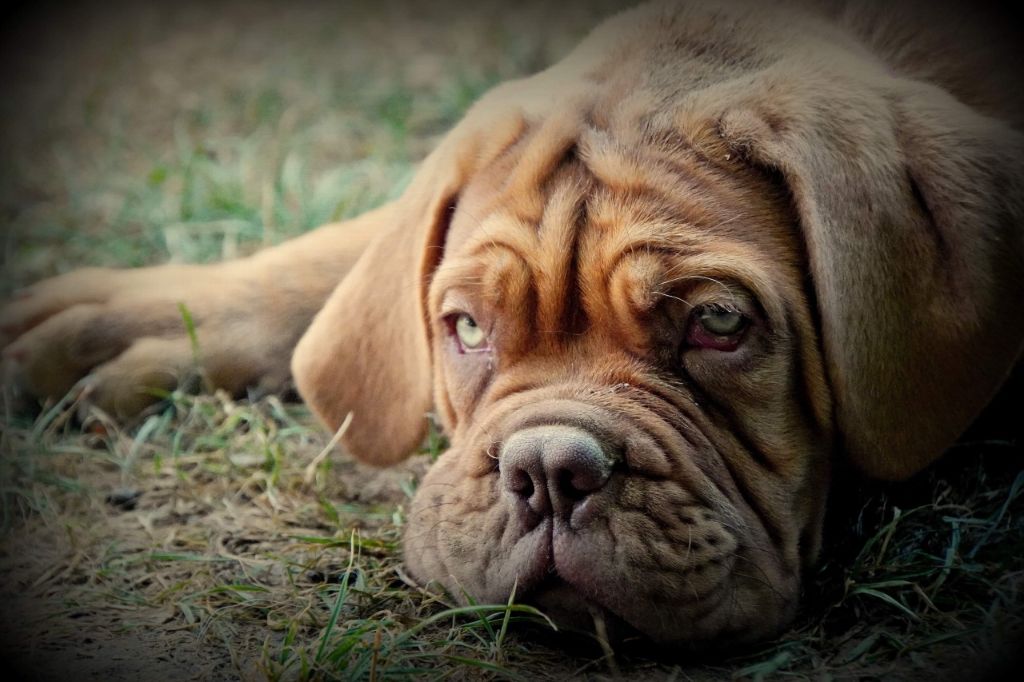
[291,94,526,466]
[706,62,1024,479]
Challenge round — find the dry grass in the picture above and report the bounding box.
[1,1,1021,679]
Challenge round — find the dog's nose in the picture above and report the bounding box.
[500,425,613,521]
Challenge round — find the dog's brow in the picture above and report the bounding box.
[445,119,786,354]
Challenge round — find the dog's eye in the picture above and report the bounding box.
[698,305,745,335]
[453,313,487,350]
[687,304,748,351]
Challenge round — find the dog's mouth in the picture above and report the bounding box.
[523,576,635,642]
[405,453,799,645]
[457,498,738,644]
[404,402,804,645]
[507,522,651,638]
[492,518,637,641]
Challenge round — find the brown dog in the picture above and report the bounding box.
[2,0,1022,644]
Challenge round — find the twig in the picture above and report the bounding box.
[303,412,353,484]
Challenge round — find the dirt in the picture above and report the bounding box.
[0,421,431,680]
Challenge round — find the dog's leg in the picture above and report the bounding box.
[0,202,395,418]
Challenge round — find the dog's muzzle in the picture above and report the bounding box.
[500,425,614,527]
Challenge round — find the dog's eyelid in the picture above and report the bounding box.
[440,310,495,354]
[701,301,743,315]
[438,290,476,319]
[687,283,771,323]
[681,299,756,353]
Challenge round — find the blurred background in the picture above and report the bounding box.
[0,0,624,285]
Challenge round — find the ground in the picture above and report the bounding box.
[0,1,1021,680]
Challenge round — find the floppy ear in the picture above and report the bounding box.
[709,61,1024,479]
[290,194,448,467]
[291,95,526,466]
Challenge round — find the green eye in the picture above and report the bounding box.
[697,305,747,336]
[454,313,487,349]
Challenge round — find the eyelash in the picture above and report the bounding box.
[699,302,743,317]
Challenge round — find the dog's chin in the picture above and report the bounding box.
[524,578,630,637]
[404,444,801,647]
[507,572,750,650]
[405,527,793,647]
[524,580,788,662]
[404,532,794,647]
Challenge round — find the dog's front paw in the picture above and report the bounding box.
[1,262,293,419]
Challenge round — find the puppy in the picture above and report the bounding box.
[2,0,1022,644]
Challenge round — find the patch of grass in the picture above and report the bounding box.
[0,388,580,679]
[726,449,1024,679]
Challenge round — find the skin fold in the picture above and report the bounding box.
[2,0,1022,645]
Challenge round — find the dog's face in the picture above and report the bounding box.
[291,5,1024,647]
[402,129,832,643]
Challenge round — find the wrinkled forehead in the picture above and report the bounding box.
[439,120,801,331]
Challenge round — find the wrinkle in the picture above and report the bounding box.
[408,67,813,642]
[715,446,785,549]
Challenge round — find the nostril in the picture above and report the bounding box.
[509,468,535,499]
[558,469,589,502]
[500,425,613,520]
[555,463,606,501]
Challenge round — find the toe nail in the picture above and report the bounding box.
[76,378,99,400]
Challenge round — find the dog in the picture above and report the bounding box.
[2,0,1022,645]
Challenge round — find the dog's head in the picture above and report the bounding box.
[292,7,1024,644]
